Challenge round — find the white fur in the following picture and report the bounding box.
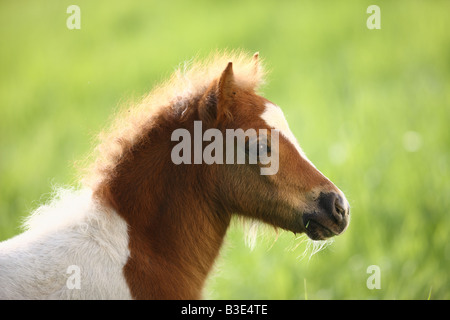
[261,102,312,162]
[0,188,132,299]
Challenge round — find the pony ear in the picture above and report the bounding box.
[199,62,235,125]
[252,52,259,74]
[217,62,235,113]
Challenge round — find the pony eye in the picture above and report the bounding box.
[244,138,271,162]
[257,141,271,157]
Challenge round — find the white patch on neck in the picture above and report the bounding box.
[0,187,132,299]
[261,102,310,162]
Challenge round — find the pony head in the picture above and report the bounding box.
[182,53,350,240]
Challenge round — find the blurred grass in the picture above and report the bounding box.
[0,0,449,299]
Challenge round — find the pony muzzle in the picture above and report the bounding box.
[302,191,350,241]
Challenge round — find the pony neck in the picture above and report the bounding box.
[126,196,231,299]
[94,120,232,299]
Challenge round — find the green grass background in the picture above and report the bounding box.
[1,0,449,299]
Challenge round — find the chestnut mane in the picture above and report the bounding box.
[84,51,266,192]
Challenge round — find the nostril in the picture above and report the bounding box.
[335,199,345,217]
[334,194,349,219]
[318,192,349,223]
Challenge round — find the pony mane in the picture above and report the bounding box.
[83,50,266,190]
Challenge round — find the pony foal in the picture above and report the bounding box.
[0,52,349,299]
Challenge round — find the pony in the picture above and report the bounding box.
[0,52,349,299]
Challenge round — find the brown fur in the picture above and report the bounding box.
[84,51,347,299]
